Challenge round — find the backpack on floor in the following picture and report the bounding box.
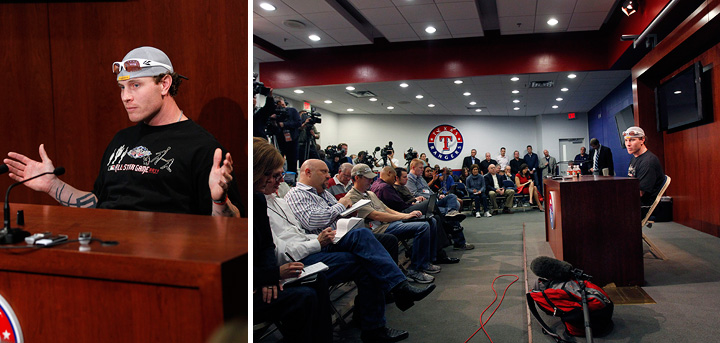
[527,278,614,340]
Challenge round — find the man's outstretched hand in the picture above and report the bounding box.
[4,144,57,194]
[209,148,233,202]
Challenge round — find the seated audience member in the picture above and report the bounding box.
[479,152,498,175]
[407,160,464,220]
[484,164,514,214]
[502,165,517,190]
[423,166,443,193]
[624,126,665,212]
[496,147,510,170]
[345,164,439,283]
[255,141,433,342]
[392,167,470,256]
[515,163,544,211]
[574,146,591,175]
[253,141,331,342]
[459,167,470,183]
[327,162,353,200]
[509,150,525,176]
[466,164,491,218]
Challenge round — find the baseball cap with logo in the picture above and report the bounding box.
[351,164,377,179]
[623,126,645,139]
[113,46,177,81]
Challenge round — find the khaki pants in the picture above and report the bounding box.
[489,189,515,210]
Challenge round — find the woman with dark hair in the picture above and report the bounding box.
[423,165,443,193]
[419,152,429,166]
[459,167,470,184]
[515,163,544,211]
[252,138,332,343]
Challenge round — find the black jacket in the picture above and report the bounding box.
[589,145,615,176]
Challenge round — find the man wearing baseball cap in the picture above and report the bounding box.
[4,46,240,216]
[344,163,440,284]
[624,126,665,209]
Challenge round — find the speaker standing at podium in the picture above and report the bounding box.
[3,46,240,217]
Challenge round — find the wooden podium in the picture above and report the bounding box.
[0,203,247,343]
[543,176,643,286]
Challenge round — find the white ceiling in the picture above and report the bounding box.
[257,0,629,117]
[273,69,630,117]
[253,0,619,59]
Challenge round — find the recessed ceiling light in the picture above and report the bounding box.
[512,90,519,94]
[425,26,436,34]
[469,101,477,105]
[454,80,463,84]
[514,107,520,111]
[511,76,519,82]
[324,100,332,104]
[475,109,482,112]
[387,106,394,110]
[552,105,559,109]
[568,74,577,79]
[428,104,435,107]
[513,99,520,103]
[293,89,304,94]
[308,34,321,41]
[259,2,276,11]
[561,87,569,92]
[556,97,563,101]
[346,86,355,91]
[347,108,354,112]
[369,98,377,102]
[463,92,471,96]
[547,18,559,26]
[674,90,682,94]
[400,83,409,88]
[416,95,424,99]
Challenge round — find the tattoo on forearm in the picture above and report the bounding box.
[54,184,97,208]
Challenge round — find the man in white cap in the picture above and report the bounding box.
[624,126,665,209]
[4,46,240,216]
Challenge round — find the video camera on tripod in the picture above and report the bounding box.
[404,147,418,165]
[324,145,346,160]
[253,72,270,96]
[357,148,380,168]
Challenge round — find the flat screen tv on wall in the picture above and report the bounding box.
[655,62,713,132]
[614,105,634,148]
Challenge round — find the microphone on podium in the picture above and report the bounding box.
[0,164,8,175]
[2,167,65,244]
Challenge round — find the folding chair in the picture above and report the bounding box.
[641,175,671,260]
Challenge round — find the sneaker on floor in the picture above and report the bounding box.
[406,269,435,284]
[484,211,492,217]
[503,207,513,214]
[453,243,475,250]
[423,264,442,274]
[445,210,466,222]
[475,211,482,218]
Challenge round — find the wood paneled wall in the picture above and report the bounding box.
[0,1,247,214]
[632,0,720,237]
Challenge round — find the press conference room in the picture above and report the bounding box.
[253,0,720,342]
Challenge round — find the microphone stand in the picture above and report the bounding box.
[2,167,65,244]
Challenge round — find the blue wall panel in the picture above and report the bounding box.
[587,77,634,177]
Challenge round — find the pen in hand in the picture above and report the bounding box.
[285,252,305,272]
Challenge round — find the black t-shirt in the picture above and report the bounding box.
[92,120,239,215]
[628,150,664,205]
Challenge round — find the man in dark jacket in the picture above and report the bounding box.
[589,138,615,176]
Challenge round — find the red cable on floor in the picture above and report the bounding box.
[464,274,520,343]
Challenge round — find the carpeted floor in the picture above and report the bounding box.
[258,208,720,342]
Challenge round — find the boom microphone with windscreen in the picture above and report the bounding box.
[530,256,574,281]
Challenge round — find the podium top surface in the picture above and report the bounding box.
[544,175,638,185]
[0,203,247,286]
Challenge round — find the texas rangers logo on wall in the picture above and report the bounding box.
[0,294,23,342]
[427,125,464,161]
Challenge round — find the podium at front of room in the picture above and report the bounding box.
[543,176,643,286]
